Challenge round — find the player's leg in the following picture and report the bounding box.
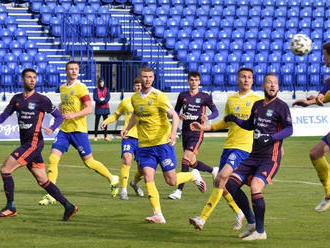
[226,174,256,238]
[0,156,21,217]
[70,132,119,196]
[120,152,132,200]
[94,114,101,141]
[130,163,144,197]
[189,164,233,231]
[30,165,78,221]
[310,134,330,211]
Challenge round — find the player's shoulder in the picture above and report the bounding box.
[151,88,163,96]
[275,97,289,107]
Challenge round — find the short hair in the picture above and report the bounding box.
[237,67,254,75]
[188,71,201,80]
[66,61,79,70]
[263,72,278,82]
[323,42,330,56]
[22,68,36,78]
[133,76,143,85]
[139,66,154,75]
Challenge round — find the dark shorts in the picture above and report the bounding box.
[138,143,177,172]
[182,131,204,154]
[322,132,330,147]
[52,130,92,157]
[11,141,45,168]
[121,137,139,161]
[233,156,281,185]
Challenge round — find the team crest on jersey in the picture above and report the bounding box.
[147,100,152,106]
[139,105,144,112]
[246,100,252,106]
[195,98,201,103]
[266,109,273,117]
[235,105,240,112]
[28,102,36,110]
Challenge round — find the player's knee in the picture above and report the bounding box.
[309,147,320,160]
[165,177,176,186]
[226,176,241,195]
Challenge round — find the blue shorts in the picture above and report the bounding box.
[52,130,92,157]
[219,149,250,170]
[233,156,281,185]
[121,137,139,161]
[138,143,177,172]
[322,132,330,147]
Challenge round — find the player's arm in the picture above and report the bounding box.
[292,95,317,107]
[224,104,255,131]
[63,96,92,120]
[93,88,103,104]
[202,97,219,122]
[121,112,136,138]
[43,108,63,135]
[167,108,179,146]
[174,93,186,120]
[102,100,124,129]
[0,97,16,124]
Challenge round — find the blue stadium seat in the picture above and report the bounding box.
[301,0,312,6]
[321,65,330,81]
[249,6,261,16]
[132,0,144,14]
[204,30,218,41]
[0,65,14,87]
[259,17,272,27]
[313,7,324,17]
[254,63,267,88]
[196,6,209,17]
[274,6,287,17]
[256,40,269,51]
[0,41,6,57]
[50,16,62,37]
[213,51,228,63]
[287,6,299,17]
[212,63,226,88]
[263,0,275,6]
[227,52,241,63]
[270,40,283,50]
[254,52,268,63]
[46,0,57,10]
[4,53,18,72]
[202,40,216,52]
[34,53,48,72]
[299,17,311,28]
[200,54,213,68]
[97,6,111,22]
[30,0,43,12]
[189,39,203,52]
[74,0,87,11]
[312,18,323,29]
[229,40,243,50]
[231,29,244,39]
[281,63,295,90]
[261,6,274,17]
[310,29,322,40]
[175,41,187,61]
[286,17,298,28]
[166,17,179,33]
[243,40,256,51]
[94,18,107,38]
[209,6,222,16]
[10,40,22,57]
[184,0,197,5]
[216,40,230,50]
[59,0,74,10]
[0,29,12,48]
[273,17,285,28]
[222,6,236,16]
[153,18,165,37]
[158,0,170,6]
[312,39,322,50]
[236,6,248,16]
[5,16,17,33]
[218,29,231,40]
[19,53,33,68]
[88,0,101,11]
[240,52,255,67]
[226,63,240,89]
[295,64,308,90]
[268,51,282,64]
[163,29,176,49]
[308,64,321,90]
[308,52,321,63]
[187,53,199,71]
[300,7,312,17]
[84,5,95,22]
[244,28,258,39]
[324,30,330,40]
[40,5,52,25]
[0,7,7,25]
[79,17,93,37]
[45,65,60,87]
[281,52,295,63]
[233,17,247,28]
[324,20,330,29]
[247,16,260,27]
[271,29,284,40]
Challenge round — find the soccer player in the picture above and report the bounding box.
[168,71,219,200]
[38,61,119,205]
[224,73,293,240]
[101,76,144,200]
[121,66,206,224]
[292,41,330,211]
[189,67,263,231]
[0,68,77,221]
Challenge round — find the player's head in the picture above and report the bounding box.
[262,72,279,100]
[66,61,80,82]
[322,42,330,67]
[237,67,254,93]
[139,67,154,91]
[133,76,142,92]
[188,71,201,90]
[97,77,105,88]
[21,68,37,92]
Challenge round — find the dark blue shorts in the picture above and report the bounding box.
[52,130,92,157]
[11,141,45,168]
[121,137,139,161]
[233,156,281,185]
[138,143,177,172]
[182,131,203,154]
[219,149,250,170]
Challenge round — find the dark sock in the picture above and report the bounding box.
[195,160,213,173]
[2,173,15,208]
[42,180,70,207]
[252,192,265,233]
[226,177,255,224]
[178,163,190,191]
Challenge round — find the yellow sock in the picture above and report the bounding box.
[200,188,224,221]
[120,164,130,188]
[145,181,161,214]
[176,172,194,186]
[312,157,330,195]
[84,157,112,181]
[47,153,60,184]
[224,191,241,213]
[133,170,144,184]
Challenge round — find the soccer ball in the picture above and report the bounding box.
[290,34,312,56]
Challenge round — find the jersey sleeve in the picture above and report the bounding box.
[174,93,183,114]
[42,96,56,114]
[158,93,173,112]
[78,83,91,103]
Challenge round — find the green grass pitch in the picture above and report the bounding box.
[0,136,329,248]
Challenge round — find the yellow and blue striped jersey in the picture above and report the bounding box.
[59,80,90,133]
[212,91,263,153]
[131,88,173,147]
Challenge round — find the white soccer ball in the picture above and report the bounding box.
[290,34,312,56]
